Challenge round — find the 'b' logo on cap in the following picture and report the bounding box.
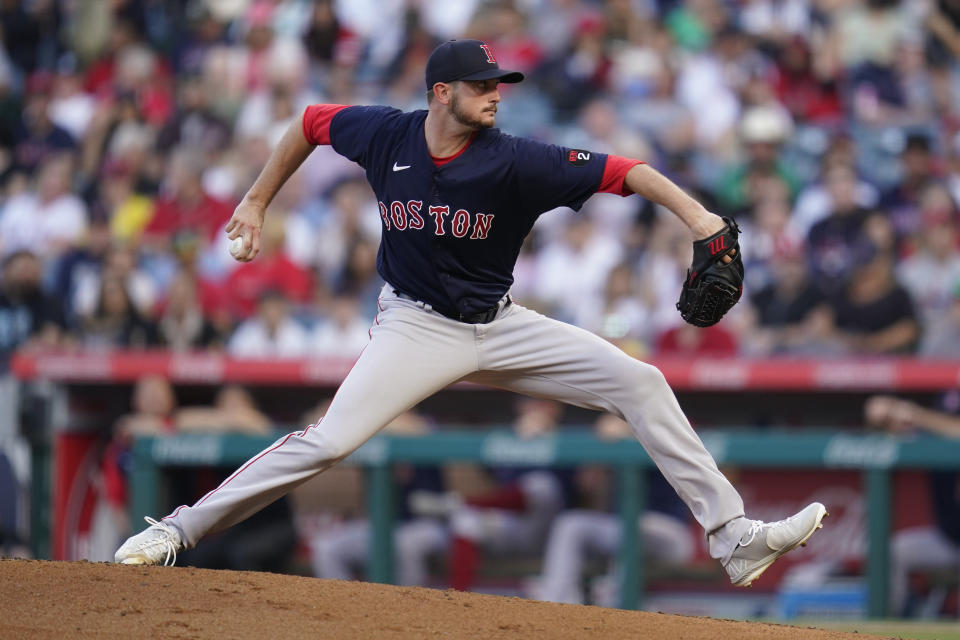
[480,43,496,64]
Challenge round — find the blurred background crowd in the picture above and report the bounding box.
[3,0,960,366]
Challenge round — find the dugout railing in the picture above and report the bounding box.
[127,429,960,618]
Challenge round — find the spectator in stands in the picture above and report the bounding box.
[615,48,696,162]
[897,185,960,350]
[738,180,794,292]
[880,132,941,239]
[534,214,622,324]
[165,230,233,340]
[227,288,309,359]
[831,0,914,73]
[309,411,450,587]
[234,33,315,148]
[887,33,940,129]
[289,176,380,275]
[562,97,650,169]
[864,392,960,617]
[48,56,97,143]
[77,87,158,201]
[0,153,88,261]
[110,41,174,129]
[918,282,960,358]
[636,211,693,337]
[330,236,383,319]
[77,273,159,350]
[52,218,112,326]
[14,72,76,175]
[532,414,694,606]
[674,22,751,153]
[654,321,739,357]
[770,35,843,126]
[142,147,234,248]
[155,74,231,156]
[821,248,920,355]
[309,289,370,359]
[791,134,880,237]
[156,270,226,351]
[96,158,154,244]
[302,0,353,68]
[0,250,66,367]
[446,399,573,593]
[1,0,956,367]
[472,3,544,84]
[535,13,612,119]
[575,262,654,357]
[0,1,59,77]
[224,214,313,319]
[742,239,829,356]
[172,5,228,77]
[69,243,157,327]
[714,104,798,217]
[806,164,874,296]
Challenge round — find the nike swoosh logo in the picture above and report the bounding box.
[393,162,411,172]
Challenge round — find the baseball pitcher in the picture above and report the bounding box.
[116,40,826,590]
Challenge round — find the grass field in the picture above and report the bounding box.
[801,619,960,640]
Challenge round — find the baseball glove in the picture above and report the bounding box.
[676,217,744,327]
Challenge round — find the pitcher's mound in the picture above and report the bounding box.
[1,559,883,639]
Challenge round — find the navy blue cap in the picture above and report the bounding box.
[425,39,524,89]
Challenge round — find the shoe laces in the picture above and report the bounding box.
[142,516,180,566]
[739,520,771,548]
[740,509,804,547]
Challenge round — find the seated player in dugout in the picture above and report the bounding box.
[533,414,695,606]
[443,399,574,593]
[116,39,827,588]
[864,393,960,617]
[308,409,450,587]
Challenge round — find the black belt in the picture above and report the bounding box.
[393,289,512,324]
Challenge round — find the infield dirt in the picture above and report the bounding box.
[1,559,902,639]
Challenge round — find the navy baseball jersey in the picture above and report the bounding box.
[305,104,640,317]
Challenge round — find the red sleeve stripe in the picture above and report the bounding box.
[302,104,350,145]
[598,155,645,196]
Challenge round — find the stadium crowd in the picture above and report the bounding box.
[1,0,960,365]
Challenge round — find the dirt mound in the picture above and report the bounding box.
[1,559,888,639]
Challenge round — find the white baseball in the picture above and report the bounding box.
[229,236,245,259]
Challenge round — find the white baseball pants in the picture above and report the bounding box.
[162,285,750,560]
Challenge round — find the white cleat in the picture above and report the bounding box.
[114,516,183,566]
[724,502,828,587]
